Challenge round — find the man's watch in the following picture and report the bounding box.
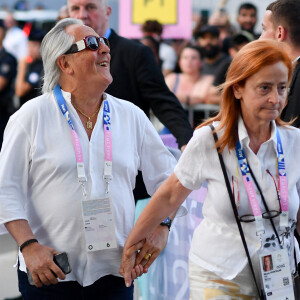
[160,217,172,230]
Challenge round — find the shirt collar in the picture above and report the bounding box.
[238,115,277,150]
[61,89,72,103]
[104,28,111,39]
[59,89,105,111]
[292,55,300,64]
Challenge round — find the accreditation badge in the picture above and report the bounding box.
[81,196,117,252]
[259,248,294,299]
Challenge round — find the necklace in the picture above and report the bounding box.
[72,102,101,130]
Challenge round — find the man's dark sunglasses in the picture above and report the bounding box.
[64,35,110,55]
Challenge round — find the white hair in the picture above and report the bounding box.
[41,18,83,93]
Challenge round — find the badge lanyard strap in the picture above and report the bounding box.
[103,98,113,194]
[235,127,289,236]
[276,129,289,229]
[53,84,113,197]
[235,142,265,236]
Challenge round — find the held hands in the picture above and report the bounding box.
[22,242,66,287]
[120,225,169,287]
[120,240,145,287]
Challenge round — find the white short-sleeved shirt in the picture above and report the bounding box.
[175,117,300,280]
[0,91,177,286]
[159,42,177,72]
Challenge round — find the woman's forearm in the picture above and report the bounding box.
[125,173,191,249]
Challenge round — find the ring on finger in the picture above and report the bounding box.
[144,253,152,260]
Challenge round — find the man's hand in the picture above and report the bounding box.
[22,242,66,287]
[120,240,145,287]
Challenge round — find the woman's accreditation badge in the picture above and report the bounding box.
[259,248,294,299]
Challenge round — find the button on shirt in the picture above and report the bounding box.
[174,116,300,280]
[0,91,176,286]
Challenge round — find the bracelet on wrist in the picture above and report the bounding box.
[20,239,38,253]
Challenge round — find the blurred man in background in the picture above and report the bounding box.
[260,0,300,127]
[236,2,259,38]
[0,21,17,148]
[195,25,228,76]
[3,12,28,61]
[141,20,177,76]
[15,29,45,106]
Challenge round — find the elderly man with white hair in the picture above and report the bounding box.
[0,18,177,300]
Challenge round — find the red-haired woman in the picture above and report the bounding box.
[120,39,300,299]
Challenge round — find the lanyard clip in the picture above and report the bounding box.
[105,181,109,194]
[103,175,112,194]
[258,233,263,249]
[79,178,87,198]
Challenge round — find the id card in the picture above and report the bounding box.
[81,196,117,252]
[259,248,294,299]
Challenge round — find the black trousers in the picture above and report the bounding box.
[18,269,134,300]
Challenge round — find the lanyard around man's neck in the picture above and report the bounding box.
[53,84,113,197]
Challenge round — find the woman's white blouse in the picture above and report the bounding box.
[175,117,300,279]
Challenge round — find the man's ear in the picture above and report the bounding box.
[106,5,112,17]
[276,25,287,42]
[56,55,73,75]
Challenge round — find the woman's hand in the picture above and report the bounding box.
[134,225,169,272]
[22,242,66,287]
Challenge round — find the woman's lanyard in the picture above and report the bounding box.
[53,84,112,197]
[235,127,289,237]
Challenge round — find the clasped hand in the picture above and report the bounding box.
[119,225,169,287]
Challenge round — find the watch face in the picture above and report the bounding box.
[161,217,172,227]
[162,217,170,224]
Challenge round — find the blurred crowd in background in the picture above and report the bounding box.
[0,0,263,144]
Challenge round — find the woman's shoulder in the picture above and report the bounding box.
[192,122,219,143]
[279,124,300,140]
[193,75,214,88]
[165,72,179,88]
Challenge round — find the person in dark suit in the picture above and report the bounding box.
[260,0,300,250]
[260,0,300,127]
[67,0,193,201]
[0,21,17,148]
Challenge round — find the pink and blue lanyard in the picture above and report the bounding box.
[235,128,288,235]
[54,84,113,196]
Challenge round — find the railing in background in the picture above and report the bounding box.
[181,103,220,127]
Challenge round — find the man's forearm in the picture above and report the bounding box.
[5,219,36,246]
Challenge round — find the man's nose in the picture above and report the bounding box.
[77,7,88,19]
[98,43,110,54]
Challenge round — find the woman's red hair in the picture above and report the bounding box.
[198,39,293,153]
